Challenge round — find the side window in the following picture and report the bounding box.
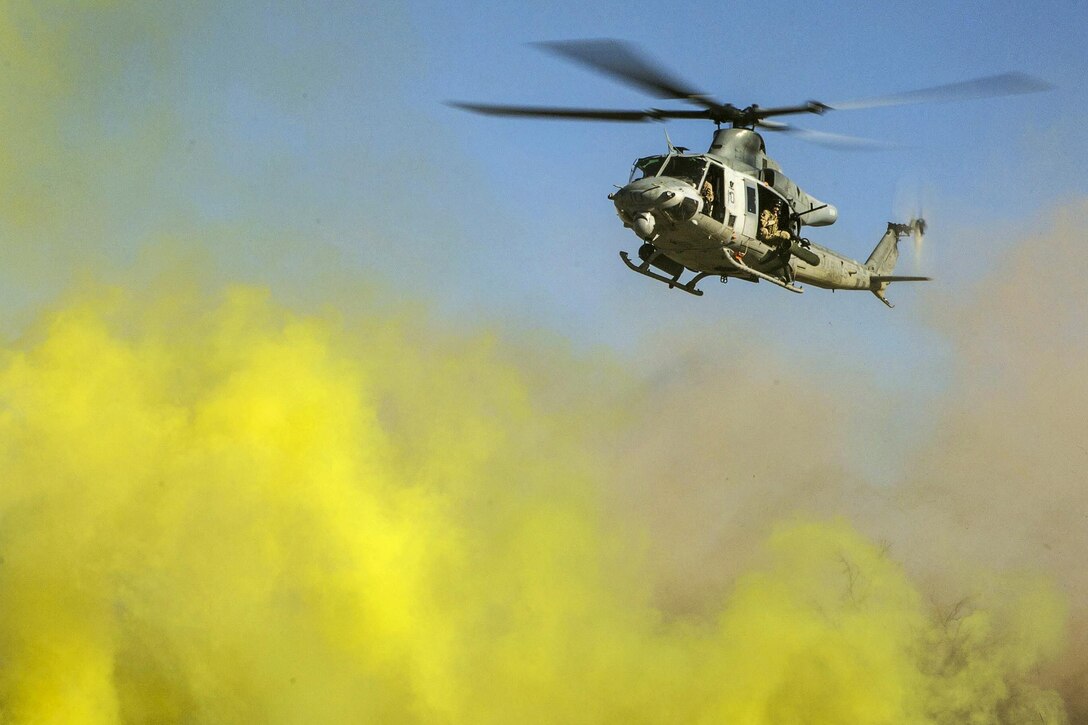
[746,186,756,214]
[703,164,725,222]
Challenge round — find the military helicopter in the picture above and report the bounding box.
[451,40,1050,307]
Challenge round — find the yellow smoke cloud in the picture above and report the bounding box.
[0,283,1068,723]
[0,2,1076,721]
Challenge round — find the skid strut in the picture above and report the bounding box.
[722,250,804,293]
[619,248,804,296]
[619,251,714,296]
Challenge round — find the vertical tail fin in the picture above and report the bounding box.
[866,223,903,276]
[866,219,927,275]
[867,220,930,307]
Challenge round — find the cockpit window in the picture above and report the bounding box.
[659,156,707,186]
[629,155,665,182]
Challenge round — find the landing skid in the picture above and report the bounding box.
[721,251,804,293]
[618,249,804,296]
[619,251,714,296]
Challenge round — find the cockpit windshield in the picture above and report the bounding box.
[659,156,707,186]
[629,155,666,182]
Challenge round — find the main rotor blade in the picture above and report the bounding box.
[747,102,831,120]
[757,120,895,150]
[534,39,721,109]
[447,101,709,122]
[828,72,1052,111]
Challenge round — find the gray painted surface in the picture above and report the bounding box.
[610,131,926,305]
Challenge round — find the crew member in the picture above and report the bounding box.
[700,180,715,215]
[759,201,791,245]
[759,200,795,284]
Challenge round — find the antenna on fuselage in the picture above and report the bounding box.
[663,127,687,154]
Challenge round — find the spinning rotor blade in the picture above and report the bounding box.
[451,41,1054,137]
[535,39,722,109]
[828,72,1052,111]
[892,181,931,268]
[448,102,657,122]
[913,219,926,267]
[756,120,894,150]
[746,102,831,120]
[447,101,710,123]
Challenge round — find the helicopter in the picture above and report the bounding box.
[451,40,1050,307]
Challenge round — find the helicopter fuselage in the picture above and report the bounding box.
[610,128,883,294]
[450,39,1047,305]
[619,193,875,291]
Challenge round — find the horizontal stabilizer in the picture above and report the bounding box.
[870,275,931,283]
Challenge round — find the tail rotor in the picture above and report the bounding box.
[909,215,927,267]
[892,179,932,271]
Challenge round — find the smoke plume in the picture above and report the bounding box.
[0,274,1075,723]
[0,3,1084,722]
[610,202,1088,722]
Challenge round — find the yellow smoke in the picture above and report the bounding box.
[0,2,1076,721]
[0,283,1068,723]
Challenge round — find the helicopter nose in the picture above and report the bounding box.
[610,177,693,215]
[610,178,671,213]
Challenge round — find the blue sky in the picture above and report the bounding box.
[3,0,1085,476]
[368,0,1085,479]
[400,0,1085,308]
[378,0,1086,387]
[50,0,1083,339]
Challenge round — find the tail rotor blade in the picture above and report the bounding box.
[912,218,927,267]
[892,178,932,269]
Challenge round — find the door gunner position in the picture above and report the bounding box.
[759,200,795,282]
[759,201,791,244]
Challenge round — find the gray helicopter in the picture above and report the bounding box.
[452,40,1050,307]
